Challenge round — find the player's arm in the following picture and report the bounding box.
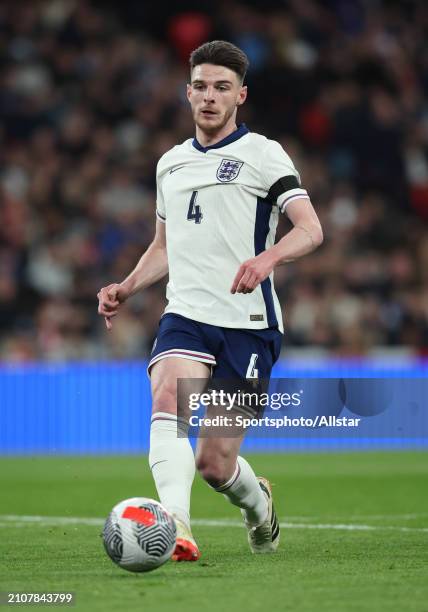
[231,198,322,294]
[120,220,168,296]
[270,197,323,263]
[97,220,168,329]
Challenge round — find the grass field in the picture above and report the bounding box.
[0,452,427,612]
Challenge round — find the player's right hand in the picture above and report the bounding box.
[97,283,128,330]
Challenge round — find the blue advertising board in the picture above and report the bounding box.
[0,361,427,454]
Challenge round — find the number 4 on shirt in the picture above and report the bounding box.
[187,190,203,224]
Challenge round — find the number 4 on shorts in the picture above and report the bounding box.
[187,191,203,224]
[246,353,259,379]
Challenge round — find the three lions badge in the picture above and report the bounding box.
[216,159,244,182]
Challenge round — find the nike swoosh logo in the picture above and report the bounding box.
[170,165,186,174]
[150,460,168,470]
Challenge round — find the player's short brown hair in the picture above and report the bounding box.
[189,40,249,83]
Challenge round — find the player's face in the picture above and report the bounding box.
[187,64,247,135]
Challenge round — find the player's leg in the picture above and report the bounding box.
[148,313,216,527]
[196,419,280,554]
[149,356,209,530]
[195,325,282,552]
[147,314,216,560]
[150,357,209,561]
[195,433,269,527]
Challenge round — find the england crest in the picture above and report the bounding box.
[216,159,244,182]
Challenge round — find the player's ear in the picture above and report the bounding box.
[237,85,247,106]
[186,83,192,102]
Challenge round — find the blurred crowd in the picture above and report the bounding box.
[1,0,428,362]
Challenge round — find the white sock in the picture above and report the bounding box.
[149,412,195,528]
[215,456,268,526]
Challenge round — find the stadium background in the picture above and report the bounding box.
[0,4,427,612]
[0,0,427,453]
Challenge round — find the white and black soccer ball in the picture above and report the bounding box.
[103,497,177,572]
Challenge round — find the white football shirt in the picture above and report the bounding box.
[155,124,309,333]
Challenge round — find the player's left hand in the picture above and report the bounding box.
[231,251,277,294]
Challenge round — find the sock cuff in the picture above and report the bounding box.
[151,412,189,437]
[151,412,178,423]
[214,461,241,492]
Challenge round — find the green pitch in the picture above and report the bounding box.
[0,452,427,612]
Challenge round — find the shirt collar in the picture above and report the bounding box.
[192,123,249,153]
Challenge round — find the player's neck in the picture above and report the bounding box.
[195,121,238,148]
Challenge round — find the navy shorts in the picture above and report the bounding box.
[148,313,282,379]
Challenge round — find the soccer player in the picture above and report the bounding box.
[97,41,323,560]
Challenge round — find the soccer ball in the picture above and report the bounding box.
[103,497,177,572]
